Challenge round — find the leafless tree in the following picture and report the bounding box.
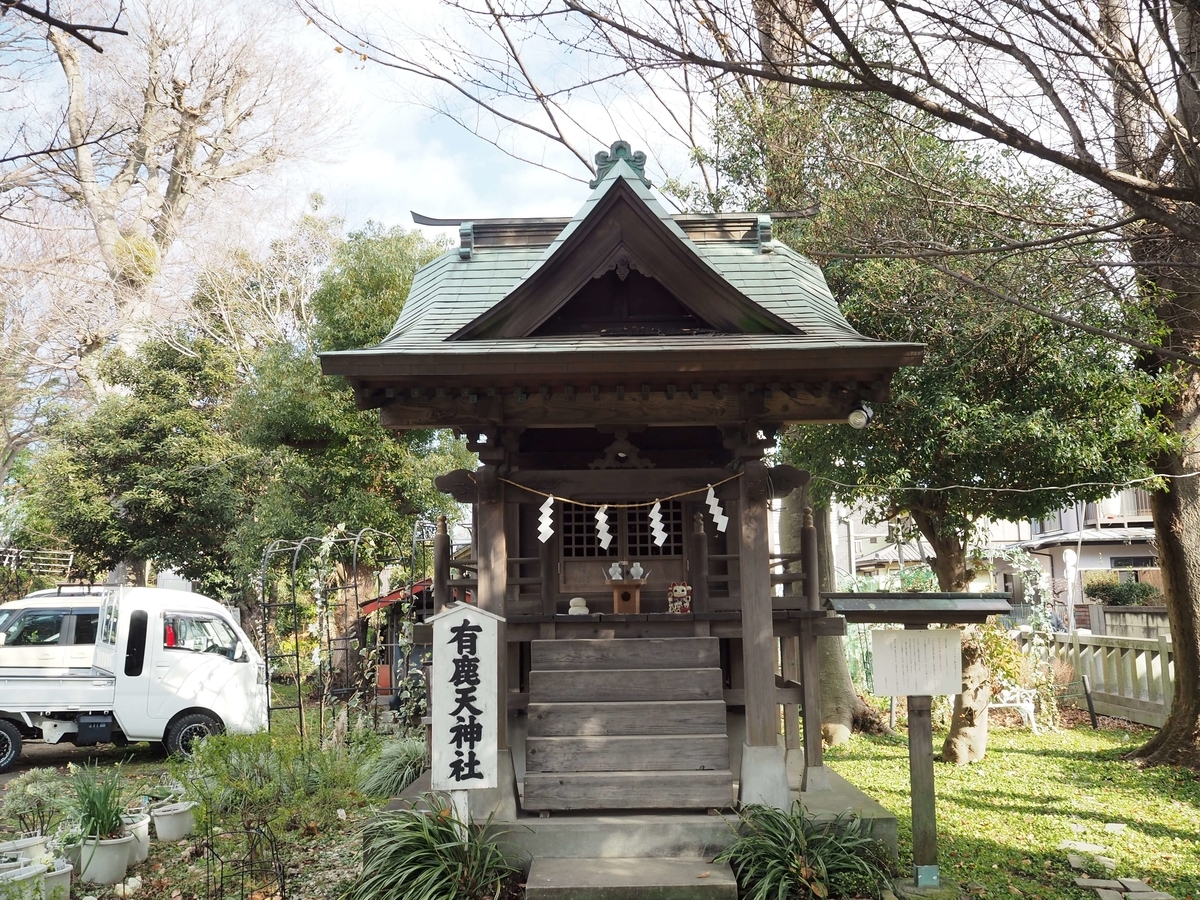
[29,0,338,348]
[1,0,338,499]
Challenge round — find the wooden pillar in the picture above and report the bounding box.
[476,478,508,750]
[799,507,829,790]
[540,526,557,616]
[739,460,775,747]
[782,636,801,750]
[738,457,790,808]
[433,515,451,612]
[905,623,939,887]
[690,512,709,613]
[907,693,938,883]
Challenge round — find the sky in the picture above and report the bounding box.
[270,13,604,242]
[265,1,699,243]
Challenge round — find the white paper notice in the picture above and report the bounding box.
[871,629,963,696]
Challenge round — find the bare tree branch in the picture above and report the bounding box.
[2,0,127,53]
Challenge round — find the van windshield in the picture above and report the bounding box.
[164,614,245,661]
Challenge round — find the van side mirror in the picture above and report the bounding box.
[231,640,245,662]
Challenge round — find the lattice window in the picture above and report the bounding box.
[560,503,617,558]
[627,501,684,557]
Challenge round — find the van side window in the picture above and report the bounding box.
[99,604,119,644]
[4,610,66,646]
[125,611,148,676]
[73,612,99,645]
[163,614,245,661]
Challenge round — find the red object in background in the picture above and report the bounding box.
[165,623,176,647]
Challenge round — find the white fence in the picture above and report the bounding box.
[1019,632,1175,728]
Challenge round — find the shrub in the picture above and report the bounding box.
[345,797,517,900]
[177,726,381,826]
[1084,580,1161,606]
[358,738,427,798]
[0,768,68,835]
[715,804,894,900]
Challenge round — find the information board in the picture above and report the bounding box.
[429,604,502,791]
[871,628,963,696]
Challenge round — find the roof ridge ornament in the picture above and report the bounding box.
[590,140,651,189]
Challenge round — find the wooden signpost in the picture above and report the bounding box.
[428,603,504,827]
[824,593,1012,896]
[872,627,963,889]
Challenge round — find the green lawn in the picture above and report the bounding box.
[825,722,1200,899]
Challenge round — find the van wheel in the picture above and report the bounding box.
[165,713,222,757]
[0,719,21,773]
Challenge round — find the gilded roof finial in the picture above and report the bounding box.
[590,140,651,188]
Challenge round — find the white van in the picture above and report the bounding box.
[0,586,110,671]
[0,587,267,771]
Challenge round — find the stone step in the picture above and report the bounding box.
[488,812,740,864]
[531,637,720,670]
[525,856,738,900]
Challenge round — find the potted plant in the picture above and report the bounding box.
[1,768,68,837]
[0,862,46,900]
[42,857,72,900]
[121,807,151,865]
[0,838,47,865]
[68,765,133,885]
[149,801,197,841]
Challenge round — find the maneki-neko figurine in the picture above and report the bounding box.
[667,582,693,614]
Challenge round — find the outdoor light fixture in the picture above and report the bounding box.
[847,403,874,429]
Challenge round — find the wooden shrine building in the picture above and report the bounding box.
[322,142,923,819]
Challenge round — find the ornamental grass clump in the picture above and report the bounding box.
[357,738,427,798]
[716,804,894,900]
[68,764,126,840]
[345,795,517,900]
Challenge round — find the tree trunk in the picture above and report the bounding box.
[781,494,872,744]
[1127,401,1200,768]
[1109,0,1200,768]
[942,638,990,765]
[909,508,992,763]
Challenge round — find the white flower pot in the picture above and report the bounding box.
[150,802,196,842]
[77,834,133,885]
[42,865,71,900]
[59,846,78,873]
[0,839,47,863]
[121,813,151,865]
[0,863,47,900]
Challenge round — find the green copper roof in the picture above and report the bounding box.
[328,141,919,360]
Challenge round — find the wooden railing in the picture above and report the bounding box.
[1018,631,1175,727]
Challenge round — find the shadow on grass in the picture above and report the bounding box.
[906,827,1194,900]
[933,788,1200,844]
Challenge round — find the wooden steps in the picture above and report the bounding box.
[523,638,735,812]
